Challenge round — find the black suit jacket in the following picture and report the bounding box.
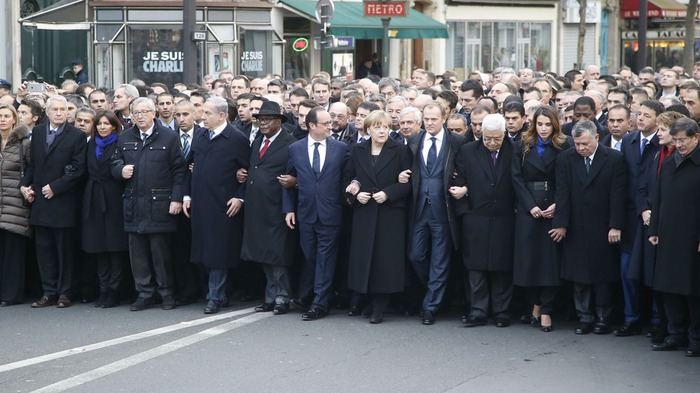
[562,119,610,140]
[22,123,87,228]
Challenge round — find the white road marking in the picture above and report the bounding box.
[0,307,257,373]
[31,312,271,393]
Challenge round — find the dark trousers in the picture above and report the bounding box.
[525,286,558,315]
[262,264,291,305]
[0,230,27,303]
[172,213,201,301]
[620,251,640,322]
[35,226,76,296]
[207,268,228,302]
[409,210,452,312]
[94,252,126,293]
[664,292,700,348]
[128,233,174,298]
[574,282,613,324]
[469,270,513,319]
[299,220,341,310]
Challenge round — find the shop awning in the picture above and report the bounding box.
[18,0,90,30]
[621,0,687,19]
[276,0,448,39]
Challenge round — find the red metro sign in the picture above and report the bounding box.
[364,1,408,17]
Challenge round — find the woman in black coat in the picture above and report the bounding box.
[511,106,571,332]
[344,110,411,324]
[82,111,128,308]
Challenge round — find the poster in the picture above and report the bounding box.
[332,53,353,79]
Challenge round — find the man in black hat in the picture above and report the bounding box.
[241,100,298,315]
[0,79,12,98]
[72,59,88,85]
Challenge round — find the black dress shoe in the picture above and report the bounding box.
[369,310,384,324]
[348,305,363,317]
[161,295,177,310]
[530,316,541,327]
[575,323,593,335]
[646,325,660,338]
[422,310,435,325]
[290,298,309,311]
[273,303,290,315]
[463,315,488,327]
[650,326,668,344]
[652,337,688,351]
[204,300,221,314]
[495,318,511,328]
[254,303,275,312]
[686,347,700,357]
[302,306,328,321]
[594,322,611,335]
[614,321,641,337]
[177,296,197,306]
[130,297,154,311]
[94,292,108,307]
[101,291,119,308]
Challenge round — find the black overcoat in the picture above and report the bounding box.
[454,139,515,272]
[648,146,700,296]
[343,138,411,294]
[552,144,627,284]
[187,125,250,269]
[82,138,128,253]
[240,129,297,266]
[511,138,571,286]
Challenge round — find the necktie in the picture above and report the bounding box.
[209,130,215,140]
[46,129,56,147]
[426,137,437,173]
[585,157,591,173]
[332,133,339,140]
[312,142,321,177]
[181,133,190,158]
[490,150,498,167]
[361,135,369,143]
[259,138,270,158]
[250,128,258,145]
[640,137,647,156]
[141,132,148,141]
[614,141,621,151]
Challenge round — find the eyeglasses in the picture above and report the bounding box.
[256,117,278,124]
[672,137,694,145]
[132,110,154,117]
[314,121,333,127]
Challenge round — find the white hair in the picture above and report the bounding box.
[482,114,506,132]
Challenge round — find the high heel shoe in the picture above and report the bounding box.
[540,314,552,332]
[541,325,553,332]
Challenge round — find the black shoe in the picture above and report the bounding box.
[130,297,154,311]
[369,310,384,324]
[541,325,553,333]
[204,300,221,314]
[463,315,488,327]
[575,323,593,335]
[646,325,660,338]
[650,325,668,344]
[177,296,197,306]
[594,322,611,335]
[101,291,119,308]
[495,318,511,328]
[614,321,641,337]
[519,314,531,324]
[290,298,309,311]
[94,292,108,308]
[348,305,363,317]
[686,347,700,357]
[652,337,688,351]
[273,303,290,315]
[422,310,435,325]
[254,302,275,312]
[161,295,177,310]
[530,316,541,327]
[302,306,328,321]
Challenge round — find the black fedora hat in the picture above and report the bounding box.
[252,100,287,123]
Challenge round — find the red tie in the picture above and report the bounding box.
[259,138,270,158]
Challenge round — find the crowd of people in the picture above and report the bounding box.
[0,61,699,358]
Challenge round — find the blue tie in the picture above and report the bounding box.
[209,130,215,140]
[46,128,56,148]
[181,133,190,158]
[426,137,437,173]
[640,137,647,156]
[312,142,321,177]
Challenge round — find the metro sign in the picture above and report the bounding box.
[364,1,408,17]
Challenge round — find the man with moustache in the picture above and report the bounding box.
[74,107,96,136]
[603,105,631,151]
[156,92,177,131]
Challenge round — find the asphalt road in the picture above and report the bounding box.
[0,302,697,393]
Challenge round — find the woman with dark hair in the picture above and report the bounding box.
[0,104,32,306]
[511,105,571,332]
[82,110,128,308]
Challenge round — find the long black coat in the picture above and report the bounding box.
[552,144,627,284]
[240,129,297,266]
[511,139,571,286]
[343,138,411,294]
[82,138,128,253]
[21,123,87,228]
[454,139,515,272]
[648,146,700,296]
[111,123,185,234]
[187,124,250,269]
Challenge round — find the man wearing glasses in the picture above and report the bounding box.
[111,97,185,312]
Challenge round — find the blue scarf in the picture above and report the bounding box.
[95,133,118,159]
[535,136,550,157]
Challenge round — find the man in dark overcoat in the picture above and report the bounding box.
[183,97,250,314]
[20,95,87,308]
[551,119,627,335]
[452,113,516,328]
[648,118,700,356]
[240,101,297,315]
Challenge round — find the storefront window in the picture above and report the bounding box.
[284,35,310,80]
[239,28,271,78]
[622,40,684,71]
[127,27,184,86]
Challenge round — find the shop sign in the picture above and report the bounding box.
[336,36,355,48]
[364,1,408,17]
[241,51,264,72]
[142,51,184,73]
[293,38,309,52]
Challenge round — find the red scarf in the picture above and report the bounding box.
[658,145,675,175]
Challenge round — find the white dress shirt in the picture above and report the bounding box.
[308,137,327,172]
[421,129,444,165]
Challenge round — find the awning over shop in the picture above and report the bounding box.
[277,0,448,39]
[621,0,687,19]
[18,0,90,30]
